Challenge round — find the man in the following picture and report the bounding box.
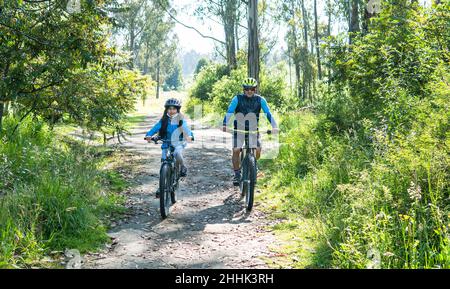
[222,77,278,186]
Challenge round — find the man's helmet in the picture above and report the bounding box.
[243,77,258,89]
[164,98,182,108]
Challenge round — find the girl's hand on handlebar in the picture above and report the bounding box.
[145,136,159,143]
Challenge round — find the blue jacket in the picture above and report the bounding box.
[223,94,277,128]
[146,115,194,149]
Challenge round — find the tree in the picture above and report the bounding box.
[113,0,176,99]
[164,62,183,91]
[349,0,360,44]
[151,38,177,98]
[195,58,210,75]
[314,0,322,80]
[193,0,242,70]
[248,0,260,84]
[112,0,148,68]
[0,0,111,132]
[280,0,314,102]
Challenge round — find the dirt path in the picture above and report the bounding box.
[85,108,278,269]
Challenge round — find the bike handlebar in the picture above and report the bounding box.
[229,129,275,135]
[145,135,195,144]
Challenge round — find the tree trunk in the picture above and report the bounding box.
[327,0,332,86]
[224,0,238,70]
[143,45,150,75]
[362,0,375,34]
[129,19,135,69]
[295,63,301,100]
[300,0,308,47]
[300,0,308,101]
[247,0,260,85]
[4,101,9,116]
[0,102,4,133]
[349,0,360,44]
[327,0,331,37]
[156,51,161,99]
[288,44,293,96]
[225,24,237,69]
[289,0,301,100]
[235,17,240,52]
[314,0,322,80]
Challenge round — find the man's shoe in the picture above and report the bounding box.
[233,173,241,186]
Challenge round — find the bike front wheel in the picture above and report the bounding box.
[159,164,172,219]
[243,155,257,211]
[171,164,179,205]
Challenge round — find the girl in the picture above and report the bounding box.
[145,98,194,182]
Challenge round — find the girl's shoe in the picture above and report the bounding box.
[180,166,187,177]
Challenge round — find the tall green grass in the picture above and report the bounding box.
[0,118,126,268]
[260,85,449,268]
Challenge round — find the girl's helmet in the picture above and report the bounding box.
[164,98,182,108]
[242,77,258,89]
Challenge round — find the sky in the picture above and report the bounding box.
[172,0,434,56]
[172,1,224,55]
[172,0,332,56]
[113,0,434,56]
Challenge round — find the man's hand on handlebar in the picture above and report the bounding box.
[186,135,194,143]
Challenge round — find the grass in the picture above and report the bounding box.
[257,163,332,268]
[0,117,131,268]
[258,104,449,269]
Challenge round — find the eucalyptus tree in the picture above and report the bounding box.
[248,0,260,82]
[194,0,244,70]
[278,0,314,101]
[111,0,149,68]
[138,1,176,98]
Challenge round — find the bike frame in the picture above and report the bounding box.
[238,131,258,211]
[238,130,258,170]
[234,128,272,211]
[153,138,181,219]
[162,142,181,192]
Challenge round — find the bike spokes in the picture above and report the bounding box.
[160,164,171,219]
[241,154,256,212]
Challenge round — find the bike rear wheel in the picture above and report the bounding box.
[159,164,171,219]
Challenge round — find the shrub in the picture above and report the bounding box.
[0,118,124,268]
[189,63,229,101]
[210,64,289,113]
[261,3,449,268]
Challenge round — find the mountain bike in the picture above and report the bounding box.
[237,129,272,212]
[151,136,180,219]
